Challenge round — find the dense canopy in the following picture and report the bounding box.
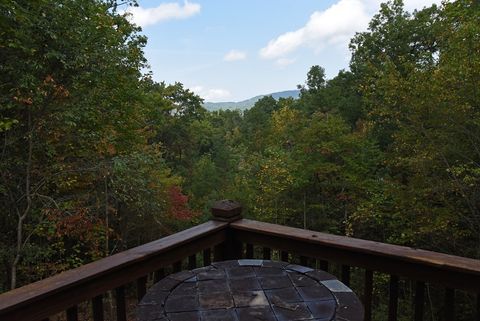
[1,0,479,319]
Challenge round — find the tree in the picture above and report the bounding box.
[297,65,327,114]
[349,0,440,148]
[242,96,279,152]
[0,0,154,289]
[322,70,363,129]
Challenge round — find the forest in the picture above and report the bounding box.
[1,0,479,319]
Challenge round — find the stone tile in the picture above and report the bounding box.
[198,279,229,293]
[138,286,169,305]
[165,295,198,313]
[306,300,336,319]
[297,285,335,302]
[236,306,277,321]
[262,260,289,268]
[170,270,195,282]
[265,287,302,303]
[272,302,314,321]
[155,277,181,291]
[212,260,239,269]
[259,275,293,290]
[171,282,196,296]
[305,270,337,282]
[288,272,320,287]
[227,266,256,279]
[254,267,287,277]
[230,277,262,291]
[286,264,314,274]
[191,266,214,274]
[138,263,363,321]
[196,268,226,281]
[321,280,352,293]
[167,311,201,321]
[334,292,364,320]
[136,305,166,321]
[199,292,234,310]
[185,276,198,283]
[200,309,237,321]
[233,290,269,307]
[238,259,263,266]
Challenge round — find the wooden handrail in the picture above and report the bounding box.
[1,213,479,321]
[231,219,480,292]
[0,220,228,321]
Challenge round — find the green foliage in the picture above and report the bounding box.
[0,0,193,290]
[297,65,327,114]
[2,4,480,321]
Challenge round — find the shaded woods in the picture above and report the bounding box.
[1,0,479,319]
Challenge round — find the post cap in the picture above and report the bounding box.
[211,200,242,222]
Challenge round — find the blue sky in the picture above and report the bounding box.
[128,0,440,102]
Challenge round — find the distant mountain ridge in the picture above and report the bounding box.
[203,90,300,111]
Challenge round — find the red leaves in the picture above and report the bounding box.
[167,186,197,221]
[45,208,102,241]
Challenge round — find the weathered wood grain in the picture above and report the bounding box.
[231,219,480,292]
[0,220,228,321]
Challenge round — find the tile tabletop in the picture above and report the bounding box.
[137,259,364,321]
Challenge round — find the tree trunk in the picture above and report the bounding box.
[11,108,33,289]
[105,176,109,257]
[303,191,307,230]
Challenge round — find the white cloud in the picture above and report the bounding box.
[260,0,369,60]
[190,86,231,102]
[260,0,442,60]
[223,50,247,62]
[125,1,201,28]
[276,57,296,67]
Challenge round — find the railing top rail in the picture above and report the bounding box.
[0,220,228,313]
[231,219,480,277]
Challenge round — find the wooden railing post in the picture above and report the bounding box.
[211,200,243,260]
[211,200,243,222]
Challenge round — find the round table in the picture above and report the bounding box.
[137,259,364,321]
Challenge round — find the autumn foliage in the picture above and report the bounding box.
[167,186,198,221]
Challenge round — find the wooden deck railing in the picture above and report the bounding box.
[230,219,480,321]
[0,200,479,321]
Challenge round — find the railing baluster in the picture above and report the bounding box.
[66,305,78,321]
[341,265,351,287]
[388,275,399,321]
[231,239,244,260]
[188,254,197,269]
[115,286,127,321]
[214,243,224,262]
[154,268,165,282]
[203,248,211,266]
[92,295,104,321]
[477,292,480,321]
[246,244,254,259]
[445,288,455,321]
[137,276,147,301]
[173,260,182,273]
[319,260,329,272]
[364,270,373,321]
[300,256,308,266]
[414,281,425,321]
[281,250,288,262]
[263,247,271,260]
